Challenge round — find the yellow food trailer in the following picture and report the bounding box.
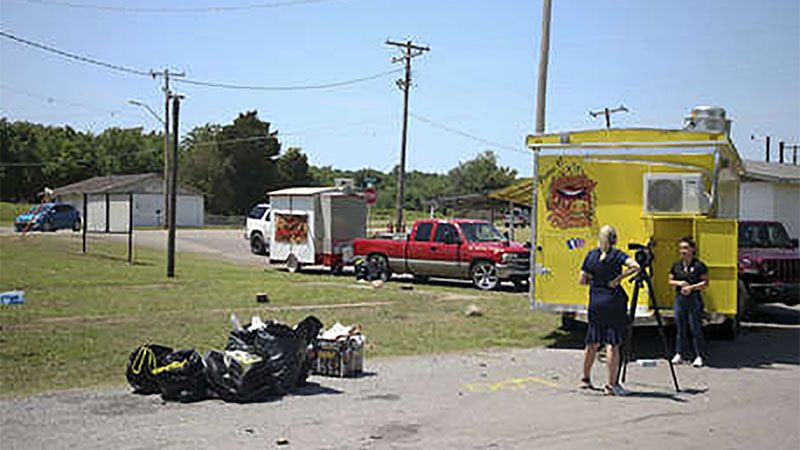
[492,121,744,337]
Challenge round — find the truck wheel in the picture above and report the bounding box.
[286,254,301,273]
[718,316,739,341]
[250,233,267,255]
[471,261,499,291]
[366,254,391,282]
[737,280,755,321]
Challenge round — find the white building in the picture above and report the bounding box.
[54,173,204,231]
[739,160,800,238]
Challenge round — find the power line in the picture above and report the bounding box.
[409,112,528,155]
[20,0,338,13]
[0,30,151,76]
[0,84,125,116]
[176,68,402,91]
[1,30,402,92]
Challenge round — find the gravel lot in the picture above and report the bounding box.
[1,305,798,450]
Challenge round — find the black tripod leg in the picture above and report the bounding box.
[618,280,640,385]
[643,275,680,392]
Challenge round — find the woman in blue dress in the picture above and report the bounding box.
[578,225,640,396]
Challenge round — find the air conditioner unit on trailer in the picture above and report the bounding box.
[643,173,710,214]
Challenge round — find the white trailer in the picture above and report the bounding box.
[268,187,367,272]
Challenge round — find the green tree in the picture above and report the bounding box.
[179,124,234,214]
[447,151,517,195]
[276,147,310,187]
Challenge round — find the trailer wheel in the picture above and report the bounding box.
[366,254,391,282]
[737,280,755,321]
[471,261,499,291]
[250,233,267,255]
[286,254,301,273]
[718,316,739,341]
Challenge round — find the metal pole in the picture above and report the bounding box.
[82,193,87,253]
[105,193,110,233]
[779,141,785,164]
[765,136,771,163]
[167,95,180,278]
[531,0,552,307]
[604,108,611,129]
[127,192,133,265]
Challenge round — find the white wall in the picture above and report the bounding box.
[59,193,203,229]
[740,181,800,238]
[774,185,800,238]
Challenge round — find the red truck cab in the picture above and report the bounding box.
[738,221,800,309]
[353,219,530,290]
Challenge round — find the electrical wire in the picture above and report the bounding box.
[0,84,125,117]
[20,0,338,13]
[176,68,402,91]
[0,30,152,76]
[409,112,528,155]
[1,30,402,92]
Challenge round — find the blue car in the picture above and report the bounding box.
[14,203,82,232]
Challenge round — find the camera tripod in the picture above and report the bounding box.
[617,247,680,392]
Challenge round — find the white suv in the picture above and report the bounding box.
[244,203,271,255]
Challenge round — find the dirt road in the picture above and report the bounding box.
[2,305,798,449]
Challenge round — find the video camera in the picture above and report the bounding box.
[627,240,654,269]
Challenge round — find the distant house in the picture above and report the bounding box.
[53,173,204,230]
[739,161,800,238]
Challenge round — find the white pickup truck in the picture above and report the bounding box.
[244,203,272,255]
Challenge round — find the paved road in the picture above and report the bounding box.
[2,305,798,450]
[0,227,267,266]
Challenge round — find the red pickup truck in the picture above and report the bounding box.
[353,219,530,290]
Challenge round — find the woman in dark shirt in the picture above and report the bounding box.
[668,236,709,367]
[578,225,640,396]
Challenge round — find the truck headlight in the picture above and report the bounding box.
[501,253,512,263]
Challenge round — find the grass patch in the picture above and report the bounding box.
[0,234,559,397]
[0,202,34,226]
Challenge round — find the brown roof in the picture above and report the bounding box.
[53,173,202,195]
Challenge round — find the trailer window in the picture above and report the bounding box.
[414,223,433,242]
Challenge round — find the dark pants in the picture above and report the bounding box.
[674,293,707,357]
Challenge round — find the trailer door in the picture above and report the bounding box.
[534,231,592,312]
[693,218,738,316]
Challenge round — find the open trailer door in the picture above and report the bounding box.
[694,218,738,317]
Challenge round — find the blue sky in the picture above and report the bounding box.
[1,0,798,175]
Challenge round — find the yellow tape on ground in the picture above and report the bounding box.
[464,376,558,393]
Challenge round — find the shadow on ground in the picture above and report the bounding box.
[544,303,800,370]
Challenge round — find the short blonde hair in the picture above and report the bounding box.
[598,225,617,252]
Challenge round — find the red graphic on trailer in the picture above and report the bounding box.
[545,162,597,229]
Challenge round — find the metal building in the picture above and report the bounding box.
[53,173,204,231]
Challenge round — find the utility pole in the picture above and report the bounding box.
[589,104,629,128]
[151,68,185,229]
[386,39,429,233]
[531,0,553,307]
[778,141,785,164]
[167,94,182,278]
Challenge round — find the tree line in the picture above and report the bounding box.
[1,111,518,214]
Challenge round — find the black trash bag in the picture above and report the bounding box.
[294,316,324,385]
[125,344,173,395]
[154,349,208,402]
[204,350,277,402]
[252,322,305,395]
[353,257,369,281]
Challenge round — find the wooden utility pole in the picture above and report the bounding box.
[167,94,182,278]
[531,0,553,307]
[589,105,629,128]
[152,68,184,229]
[386,39,429,233]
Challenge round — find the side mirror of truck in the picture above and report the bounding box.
[791,238,799,249]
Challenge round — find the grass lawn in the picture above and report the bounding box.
[0,234,561,398]
[0,202,34,226]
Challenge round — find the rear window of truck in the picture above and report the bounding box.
[414,223,433,241]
